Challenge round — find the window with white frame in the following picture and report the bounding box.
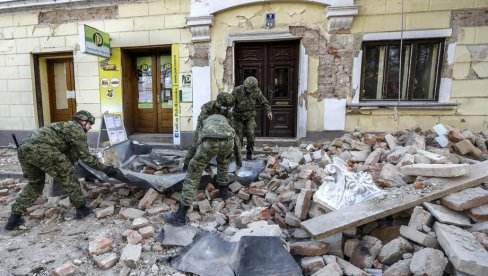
[360,38,444,101]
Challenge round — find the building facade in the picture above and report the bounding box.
[0,0,487,146]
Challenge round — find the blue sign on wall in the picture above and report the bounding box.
[266,13,275,28]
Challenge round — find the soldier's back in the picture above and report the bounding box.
[200,115,235,140]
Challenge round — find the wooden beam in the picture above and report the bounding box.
[301,160,488,240]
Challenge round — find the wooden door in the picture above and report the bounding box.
[235,40,299,137]
[47,59,76,122]
[133,54,173,133]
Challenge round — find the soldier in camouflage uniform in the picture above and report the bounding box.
[231,76,272,160]
[4,110,118,231]
[165,114,242,226]
[182,92,235,172]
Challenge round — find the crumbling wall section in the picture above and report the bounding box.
[39,6,118,24]
[189,42,210,67]
[222,47,234,90]
[450,9,488,80]
[290,26,361,101]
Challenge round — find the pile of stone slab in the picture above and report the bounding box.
[2,125,488,275]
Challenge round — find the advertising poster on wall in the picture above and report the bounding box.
[172,44,180,145]
[99,48,123,114]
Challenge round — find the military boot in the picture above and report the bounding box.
[246,151,253,160]
[164,204,189,226]
[75,205,93,219]
[219,186,230,200]
[4,213,24,230]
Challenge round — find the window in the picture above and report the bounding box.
[360,39,444,101]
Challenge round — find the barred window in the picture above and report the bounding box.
[360,39,444,101]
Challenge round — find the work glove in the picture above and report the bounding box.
[104,166,118,177]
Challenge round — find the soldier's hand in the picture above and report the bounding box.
[267,112,273,120]
[104,166,118,177]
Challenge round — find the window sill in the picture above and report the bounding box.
[347,102,458,109]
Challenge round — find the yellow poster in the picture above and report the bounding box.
[171,44,180,144]
[98,48,123,114]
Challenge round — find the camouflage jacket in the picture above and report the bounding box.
[20,121,107,171]
[194,100,234,135]
[199,115,242,165]
[231,85,271,120]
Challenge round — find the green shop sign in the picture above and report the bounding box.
[79,24,110,58]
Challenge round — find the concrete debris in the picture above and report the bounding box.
[3,124,488,275]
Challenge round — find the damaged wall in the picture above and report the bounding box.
[0,0,194,134]
[344,0,488,132]
[211,2,356,132]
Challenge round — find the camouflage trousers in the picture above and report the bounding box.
[180,138,233,206]
[233,116,256,153]
[183,132,200,166]
[12,144,86,214]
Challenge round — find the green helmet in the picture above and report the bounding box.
[72,110,95,124]
[216,92,234,108]
[243,76,258,89]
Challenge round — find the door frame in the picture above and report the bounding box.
[33,52,75,127]
[46,58,76,123]
[234,39,300,138]
[121,46,172,134]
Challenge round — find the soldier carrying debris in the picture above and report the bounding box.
[182,92,235,172]
[4,110,118,231]
[165,114,242,226]
[231,76,272,160]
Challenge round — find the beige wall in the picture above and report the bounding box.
[0,0,192,131]
[210,2,328,131]
[346,0,488,132]
[1,0,487,136]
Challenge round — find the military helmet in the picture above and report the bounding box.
[72,110,95,124]
[216,92,234,107]
[243,76,258,89]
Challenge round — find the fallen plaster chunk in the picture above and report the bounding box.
[313,157,384,210]
[433,124,449,148]
[230,220,282,242]
[400,163,469,177]
[400,225,438,248]
[423,202,471,227]
[410,248,448,276]
[434,222,488,275]
[416,149,448,163]
[441,187,488,211]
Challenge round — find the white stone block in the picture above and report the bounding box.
[115,31,150,47]
[10,105,34,117]
[2,26,27,39]
[104,18,134,33]
[118,2,149,17]
[134,16,165,31]
[53,23,78,36]
[13,13,38,26]
[76,76,100,90]
[8,79,32,92]
[6,54,30,66]
[149,29,181,45]
[0,66,18,79]
[165,14,186,28]
[40,36,66,50]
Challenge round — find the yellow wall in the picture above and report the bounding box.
[346,0,488,132]
[211,2,328,131]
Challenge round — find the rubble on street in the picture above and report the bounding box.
[2,124,488,275]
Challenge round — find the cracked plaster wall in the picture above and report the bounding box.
[212,2,328,91]
[0,0,192,132]
[343,1,488,132]
[211,2,358,131]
